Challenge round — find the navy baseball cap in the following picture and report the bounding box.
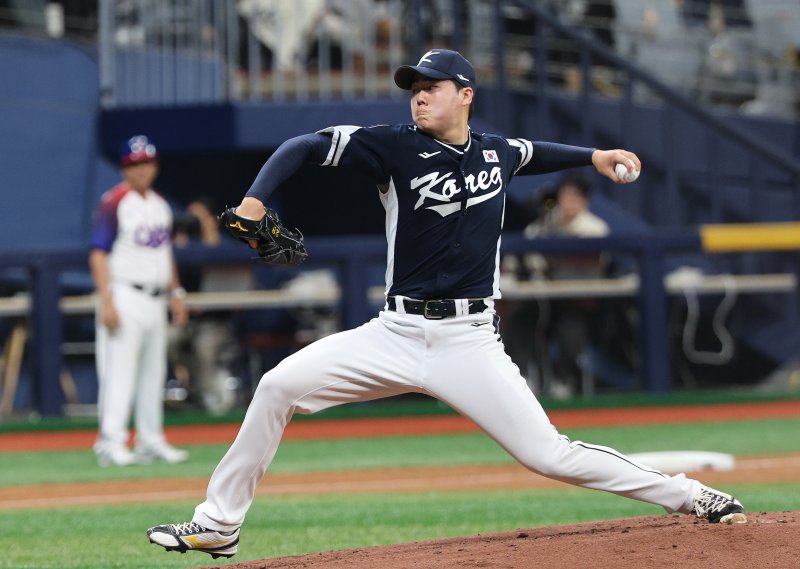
[120,135,157,165]
[394,49,476,90]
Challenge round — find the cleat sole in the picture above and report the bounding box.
[721,512,747,524]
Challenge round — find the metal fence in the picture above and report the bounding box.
[5,1,798,114]
[96,0,623,107]
[94,0,800,116]
[98,0,416,106]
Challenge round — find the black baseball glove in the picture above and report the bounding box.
[220,206,308,266]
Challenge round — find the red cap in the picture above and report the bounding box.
[120,135,157,165]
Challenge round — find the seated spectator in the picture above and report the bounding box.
[502,173,609,398]
[237,0,375,73]
[495,1,617,91]
[680,0,752,33]
[169,198,253,415]
[681,0,757,108]
[523,172,610,278]
[303,0,374,71]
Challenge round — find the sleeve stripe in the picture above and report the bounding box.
[507,138,533,173]
[320,128,340,166]
[317,125,362,167]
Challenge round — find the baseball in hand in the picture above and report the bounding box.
[615,162,640,183]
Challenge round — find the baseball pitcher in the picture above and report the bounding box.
[147,49,745,559]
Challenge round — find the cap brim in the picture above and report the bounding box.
[121,156,157,166]
[394,65,454,89]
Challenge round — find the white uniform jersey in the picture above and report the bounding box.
[90,183,173,288]
[90,181,175,453]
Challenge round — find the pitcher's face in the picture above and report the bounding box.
[410,78,471,137]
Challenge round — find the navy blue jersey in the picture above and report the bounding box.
[318,124,537,300]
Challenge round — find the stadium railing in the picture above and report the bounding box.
[2,226,798,416]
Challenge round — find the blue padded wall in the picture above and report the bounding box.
[0,35,101,249]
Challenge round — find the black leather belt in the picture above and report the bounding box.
[130,283,168,297]
[387,297,487,320]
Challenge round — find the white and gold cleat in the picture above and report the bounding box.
[147,521,239,559]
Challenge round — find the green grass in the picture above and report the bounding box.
[562,418,800,455]
[3,388,798,433]
[2,483,799,569]
[2,416,799,568]
[2,418,799,487]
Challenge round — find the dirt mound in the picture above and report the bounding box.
[201,512,798,569]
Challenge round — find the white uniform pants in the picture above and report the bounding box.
[95,283,169,450]
[194,309,700,530]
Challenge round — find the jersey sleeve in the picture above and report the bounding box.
[89,190,121,252]
[245,133,331,202]
[317,125,391,183]
[509,138,595,176]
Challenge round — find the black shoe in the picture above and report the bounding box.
[692,487,747,524]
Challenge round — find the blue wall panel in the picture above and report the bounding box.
[0,36,100,249]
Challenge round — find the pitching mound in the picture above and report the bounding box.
[202,512,797,569]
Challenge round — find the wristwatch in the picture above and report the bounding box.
[170,286,187,300]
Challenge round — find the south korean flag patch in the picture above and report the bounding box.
[483,149,499,163]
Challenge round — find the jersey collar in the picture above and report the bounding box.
[412,125,472,155]
[433,131,471,155]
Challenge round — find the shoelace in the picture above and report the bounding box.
[695,490,730,516]
[173,521,205,535]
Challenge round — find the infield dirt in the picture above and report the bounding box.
[200,512,798,569]
[2,453,799,510]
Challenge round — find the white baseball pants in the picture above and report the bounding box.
[95,283,169,451]
[194,308,700,530]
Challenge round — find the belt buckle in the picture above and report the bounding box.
[423,300,444,320]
